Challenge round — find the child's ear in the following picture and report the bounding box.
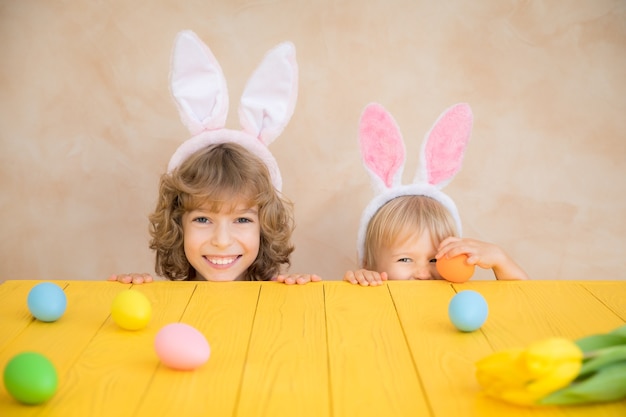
[415,103,473,188]
[358,103,406,193]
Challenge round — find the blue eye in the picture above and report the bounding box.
[236,217,253,224]
[193,217,209,224]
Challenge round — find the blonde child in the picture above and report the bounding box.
[109,30,319,285]
[344,103,528,286]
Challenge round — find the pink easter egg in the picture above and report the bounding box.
[154,323,210,370]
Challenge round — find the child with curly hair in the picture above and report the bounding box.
[109,30,319,285]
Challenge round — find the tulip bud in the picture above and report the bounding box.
[476,338,582,405]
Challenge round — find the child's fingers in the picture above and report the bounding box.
[343,271,359,285]
[108,273,153,284]
[284,276,297,285]
[438,236,460,250]
[276,274,300,285]
[117,274,134,284]
[344,270,386,286]
[133,273,154,284]
[357,272,381,286]
[295,274,322,285]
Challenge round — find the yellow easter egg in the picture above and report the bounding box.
[111,289,152,330]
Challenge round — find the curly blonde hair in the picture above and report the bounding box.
[149,142,295,281]
[362,195,458,270]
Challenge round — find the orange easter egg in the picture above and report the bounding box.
[436,254,475,283]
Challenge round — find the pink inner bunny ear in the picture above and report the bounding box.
[359,103,405,189]
[170,30,229,135]
[423,103,473,186]
[239,41,298,146]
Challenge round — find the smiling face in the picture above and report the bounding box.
[374,229,443,280]
[150,142,294,282]
[182,201,261,282]
[363,195,458,279]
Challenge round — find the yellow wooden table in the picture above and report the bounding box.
[0,280,624,417]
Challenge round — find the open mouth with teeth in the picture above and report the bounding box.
[205,256,240,267]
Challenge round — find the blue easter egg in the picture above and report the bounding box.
[27,282,67,322]
[448,290,488,332]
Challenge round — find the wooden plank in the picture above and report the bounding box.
[0,280,69,353]
[235,282,328,417]
[388,281,543,417]
[580,281,626,322]
[451,281,626,417]
[324,282,430,417]
[136,281,261,417]
[37,282,197,417]
[460,281,625,348]
[1,280,625,417]
[0,281,129,416]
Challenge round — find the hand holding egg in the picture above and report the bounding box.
[436,254,475,283]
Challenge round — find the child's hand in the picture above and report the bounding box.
[437,237,501,268]
[107,273,154,284]
[343,269,387,286]
[275,274,322,285]
[436,237,529,281]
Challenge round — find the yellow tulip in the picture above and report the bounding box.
[476,338,583,405]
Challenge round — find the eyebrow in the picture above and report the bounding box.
[237,207,259,215]
[191,206,259,215]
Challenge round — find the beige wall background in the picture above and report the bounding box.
[1,0,625,282]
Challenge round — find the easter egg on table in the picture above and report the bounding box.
[27,282,67,322]
[155,323,210,371]
[448,290,488,332]
[3,352,58,405]
[436,254,475,283]
[111,289,152,330]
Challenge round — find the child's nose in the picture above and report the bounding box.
[211,223,233,247]
[412,265,432,280]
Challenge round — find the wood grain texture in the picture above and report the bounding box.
[0,280,625,417]
[236,283,328,417]
[0,281,132,417]
[0,280,63,352]
[324,283,430,416]
[44,282,197,417]
[451,281,624,349]
[580,281,626,321]
[386,281,529,417]
[136,281,260,417]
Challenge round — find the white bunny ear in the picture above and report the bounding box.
[239,42,298,146]
[359,103,406,193]
[415,103,473,188]
[170,30,229,136]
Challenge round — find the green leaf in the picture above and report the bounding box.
[576,333,626,353]
[610,325,626,338]
[580,345,626,377]
[539,361,626,405]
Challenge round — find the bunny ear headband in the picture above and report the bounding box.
[167,30,299,191]
[356,102,474,265]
